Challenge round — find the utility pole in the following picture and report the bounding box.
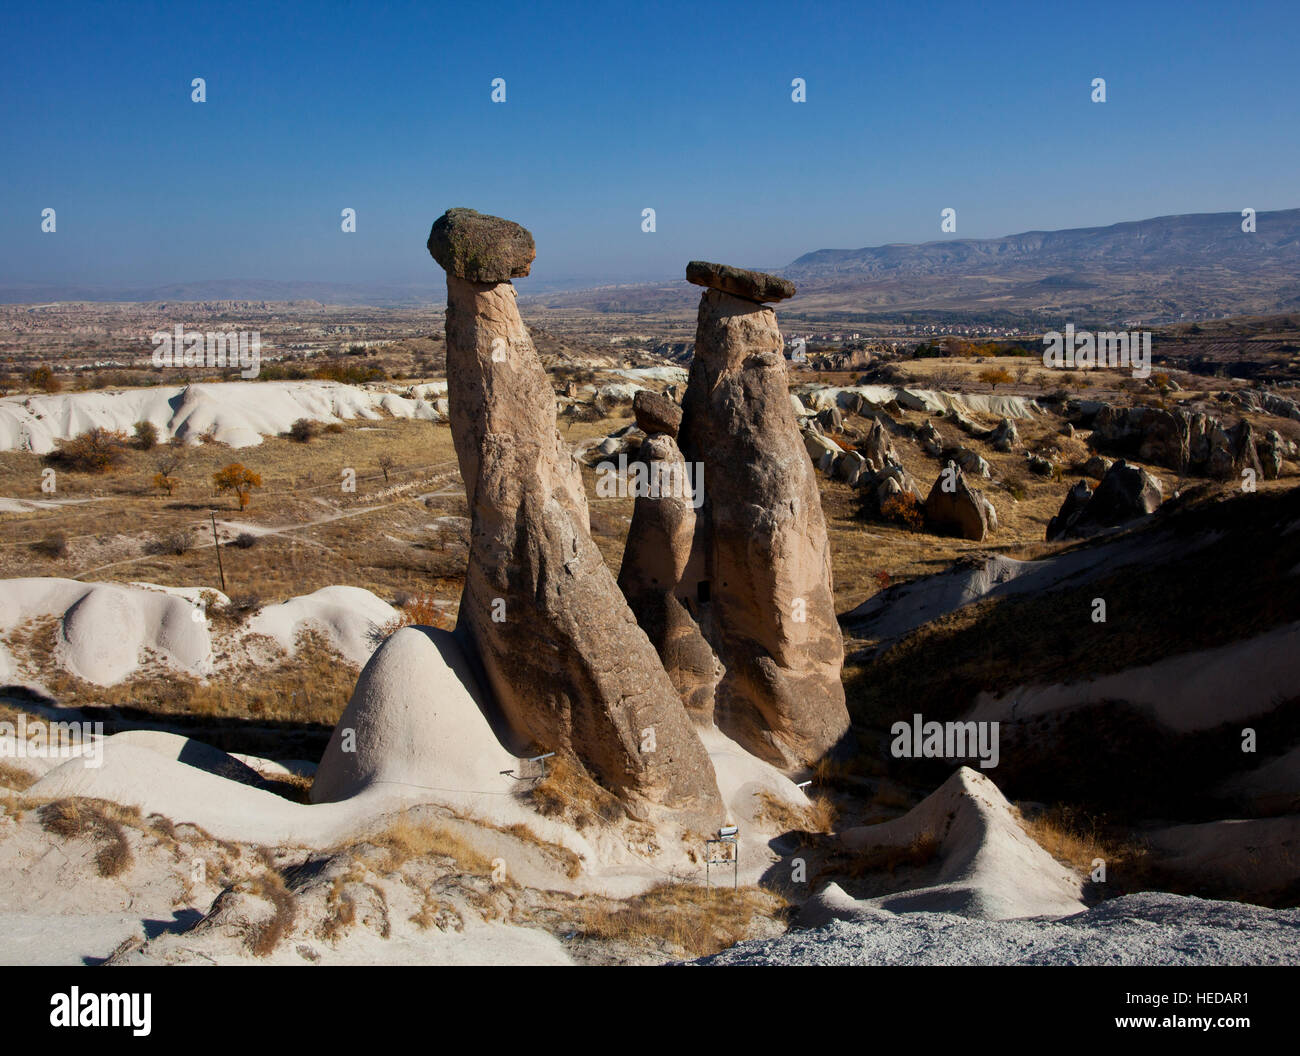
[210,511,227,594]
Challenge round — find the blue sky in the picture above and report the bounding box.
[3,0,1298,290]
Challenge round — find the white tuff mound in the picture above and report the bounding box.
[246,585,399,668]
[0,578,400,686]
[311,626,520,804]
[0,578,215,685]
[837,766,1084,920]
[0,380,444,453]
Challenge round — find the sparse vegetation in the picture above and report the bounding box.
[575,884,786,958]
[32,530,69,559]
[978,367,1013,392]
[49,427,128,473]
[879,491,925,531]
[26,364,62,393]
[526,755,627,830]
[38,798,136,877]
[213,462,263,510]
[243,870,298,956]
[133,420,159,450]
[287,418,319,443]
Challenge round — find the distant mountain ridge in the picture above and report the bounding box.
[786,208,1300,279]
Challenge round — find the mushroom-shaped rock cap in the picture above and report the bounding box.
[633,389,683,438]
[427,208,536,282]
[686,260,796,303]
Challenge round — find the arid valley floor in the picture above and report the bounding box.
[1,284,1298,967]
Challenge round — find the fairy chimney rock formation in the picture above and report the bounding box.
[429,208,720,817]
[678,265,850,769]
[618,394,722,721]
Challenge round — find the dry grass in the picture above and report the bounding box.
[37,797,137,877]
[408,888,464,932]
[0,762,36,792]
[243,870,298,956]
[1016,803,1148,878]
[754,789,838,835]
[525,754,626,830]
[368,812,497,876]
[0,416,466,607]
[377,592,454,636]
[575,883,786,958]
[499,821,584,879]
[7,616,355,729]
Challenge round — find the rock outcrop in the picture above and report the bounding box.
[632,389,682,437]
[686,260,796,303]
[678,268,850,769]
[618,398,722,722]
[1091,404,1265,481]
[1045,459,1162,540]
[916,419,945,457]
[989,417,1019,452]
[427,208,536,283]
[430,208,721,816]
[924,463,996,541]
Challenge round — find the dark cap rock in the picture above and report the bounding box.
[686,261,795,303]
[633,389,683,438]
[427,208,536,283]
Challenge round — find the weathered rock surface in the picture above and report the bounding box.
[679,285,849,768]
[924,463,995,541]
[951,446,992,478]
[989,417,1019,452]
[916,419,945,457]
[1258,428,1287,479]
[816,406,843,433]
[431,211,720,816]
[1092,404,1264,481]
[1080,454,1112,479]
[860,419,897,471]
[1046,459,1162,540]
[632,390,682,438]
[685,261,796,303]
[617,433,722,722]
[832,449,867,485]
[1045,480,1095,541]
[803,431,843,469]
[427,208,536,283]
[1026,453,1053,477]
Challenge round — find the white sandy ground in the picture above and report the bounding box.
[0,577,399,686]
[839,767,1086,920]
[0,786,575,966]
[1,621,813,965]
[687,892,1300,965]
[22,626,810,891]
[0,380,446,453]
